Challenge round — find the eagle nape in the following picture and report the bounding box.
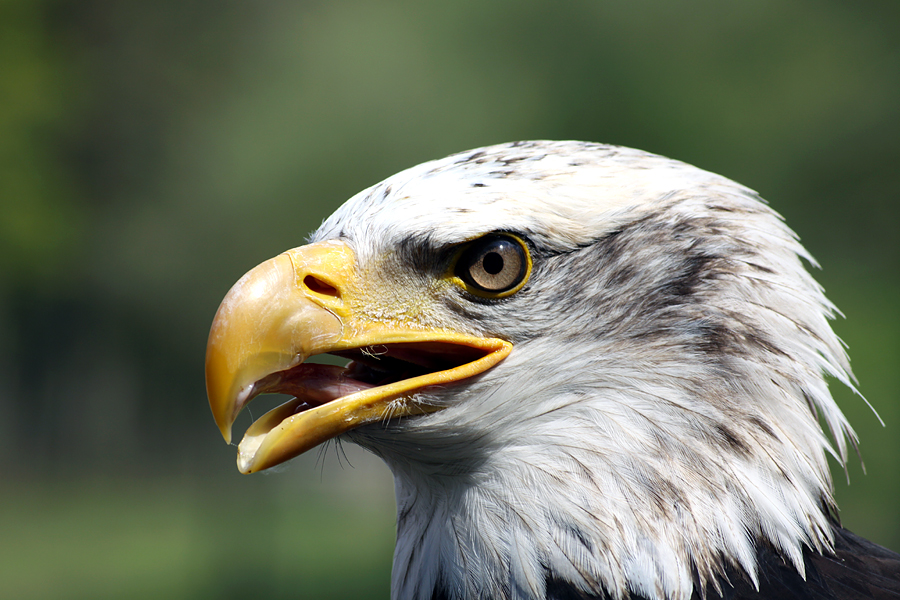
[205,141,900,600]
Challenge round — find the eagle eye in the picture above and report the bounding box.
[454,234,530,296]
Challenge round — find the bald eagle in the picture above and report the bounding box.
[206,141,900,600]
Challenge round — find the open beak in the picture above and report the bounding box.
[205,240,511,473]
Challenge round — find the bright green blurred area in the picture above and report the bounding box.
[0,456,395,599]
[1,1,898,598]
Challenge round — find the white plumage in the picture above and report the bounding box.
[207,141,899,600]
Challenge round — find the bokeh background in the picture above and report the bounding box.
[2,1,898,598]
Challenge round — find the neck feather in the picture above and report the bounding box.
[365,375,841,600]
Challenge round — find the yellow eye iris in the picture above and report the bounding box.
[453,234,531,297]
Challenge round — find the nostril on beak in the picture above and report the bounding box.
[303,275,340,298]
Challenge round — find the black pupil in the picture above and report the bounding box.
[482,251,504,275]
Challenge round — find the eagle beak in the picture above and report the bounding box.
[206,240,511,474]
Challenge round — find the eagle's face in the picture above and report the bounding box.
[206,141,858,600]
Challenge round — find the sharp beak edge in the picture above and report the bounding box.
[205,240,511,474]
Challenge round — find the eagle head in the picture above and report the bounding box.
[205,141,871,600]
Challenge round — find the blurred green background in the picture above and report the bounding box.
[1,1,898,598]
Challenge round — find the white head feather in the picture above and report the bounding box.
[311,141,858,600]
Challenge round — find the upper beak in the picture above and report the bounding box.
[206,240,511,473]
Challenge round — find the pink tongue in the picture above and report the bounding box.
[272,363,375,406]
